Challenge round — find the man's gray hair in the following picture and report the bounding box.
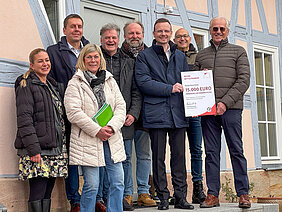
[123,21,144,34]
[209,17,230,30]
[100,23,120,37]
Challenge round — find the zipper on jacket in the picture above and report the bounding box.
[78,129,82,138]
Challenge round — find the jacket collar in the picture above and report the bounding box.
[152,39,177,55]
[210,38,229,49]
[58,36,90,51]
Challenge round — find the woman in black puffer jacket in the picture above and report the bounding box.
[14,48,68,212]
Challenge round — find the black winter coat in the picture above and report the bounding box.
[102,47,142,139]
[135,40,189,128]
[14,72,64,157]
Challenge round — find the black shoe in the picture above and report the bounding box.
[192,181,206,204]
[168,196,175,205]
[123,197,134,211]
[174,199,194,210]
[158,200,169,210]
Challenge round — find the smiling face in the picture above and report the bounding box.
[84,51,101,75]
[100,29,119,56]
[124,23,144,48]
[210,17,229,46]
[174,28,191,52]
[30,51,51,81]
[153,22,172,45]
[63,18,83,44]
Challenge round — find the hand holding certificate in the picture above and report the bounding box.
[181,70,216,117]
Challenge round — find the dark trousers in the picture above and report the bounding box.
[187,117,203,182]
[201,109,249,197]
[65,165,81,205]
[149,128,187,201]
[29,177,56,201]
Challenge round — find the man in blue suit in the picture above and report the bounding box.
[135,18,193,210]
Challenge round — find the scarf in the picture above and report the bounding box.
[83,70,106,109]
[122,41,145,58]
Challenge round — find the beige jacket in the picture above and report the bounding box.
[64,69,126,167]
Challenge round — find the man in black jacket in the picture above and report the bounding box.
[100,23,143,211]
[120,21,157,208]
[47,14,89,212]
[135,18,194,210]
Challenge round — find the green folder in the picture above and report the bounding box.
[92,102,113,127]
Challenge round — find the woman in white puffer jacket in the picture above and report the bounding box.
[64,44,126,212]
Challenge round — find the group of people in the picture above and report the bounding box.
[14,13,251,212]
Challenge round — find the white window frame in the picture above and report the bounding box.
[253,43,282,165]
[191,28,209,50]
[39,0,65,42]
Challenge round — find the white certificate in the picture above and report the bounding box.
[181,70,216,117]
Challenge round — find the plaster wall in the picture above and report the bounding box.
[184,0,208,14]
[237,0,246,26]
[218,0,232,21]
[0,87,18,176]
[262,0,277,34]
[0,0,43,62]
[251,0,263,31]
[157,0,176,7]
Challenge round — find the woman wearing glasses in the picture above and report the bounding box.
[64,44,126,212]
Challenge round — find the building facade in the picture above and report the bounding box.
[0,0,282,211]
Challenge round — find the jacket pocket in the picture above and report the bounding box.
[143,97,166,124]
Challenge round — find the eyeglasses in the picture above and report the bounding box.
[175,34,190,39]
[85,55,100,60]
[212,27,226,32]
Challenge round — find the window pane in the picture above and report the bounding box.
[264,54,273,87]
[43,0,59,41]
[259,123,267,157]
[255,52,264,85]
[266,88,275,121]
[268,123,277,156]
[256,87,266,121]
[194,34,204,51]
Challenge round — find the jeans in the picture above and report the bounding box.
[103,141,124,212]
[96,166,109,203]
[65,165,81,205]
[123,130,152,196]
[80,166,99,212]
[201,109,249,197]
[122,139,133,196]
[187,117,203,182]
[134,130,151,194]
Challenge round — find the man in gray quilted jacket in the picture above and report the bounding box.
[194,17,251,209]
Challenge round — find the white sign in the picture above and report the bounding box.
[181,70,216,117]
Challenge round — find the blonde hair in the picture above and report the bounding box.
[76,44,106,72]
[20,48,47,87]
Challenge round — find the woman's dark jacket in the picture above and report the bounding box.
[14,72,64,157]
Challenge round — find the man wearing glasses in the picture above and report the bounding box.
[194,17,251,209]
[174,28,206,204]
[135,18,193,210]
